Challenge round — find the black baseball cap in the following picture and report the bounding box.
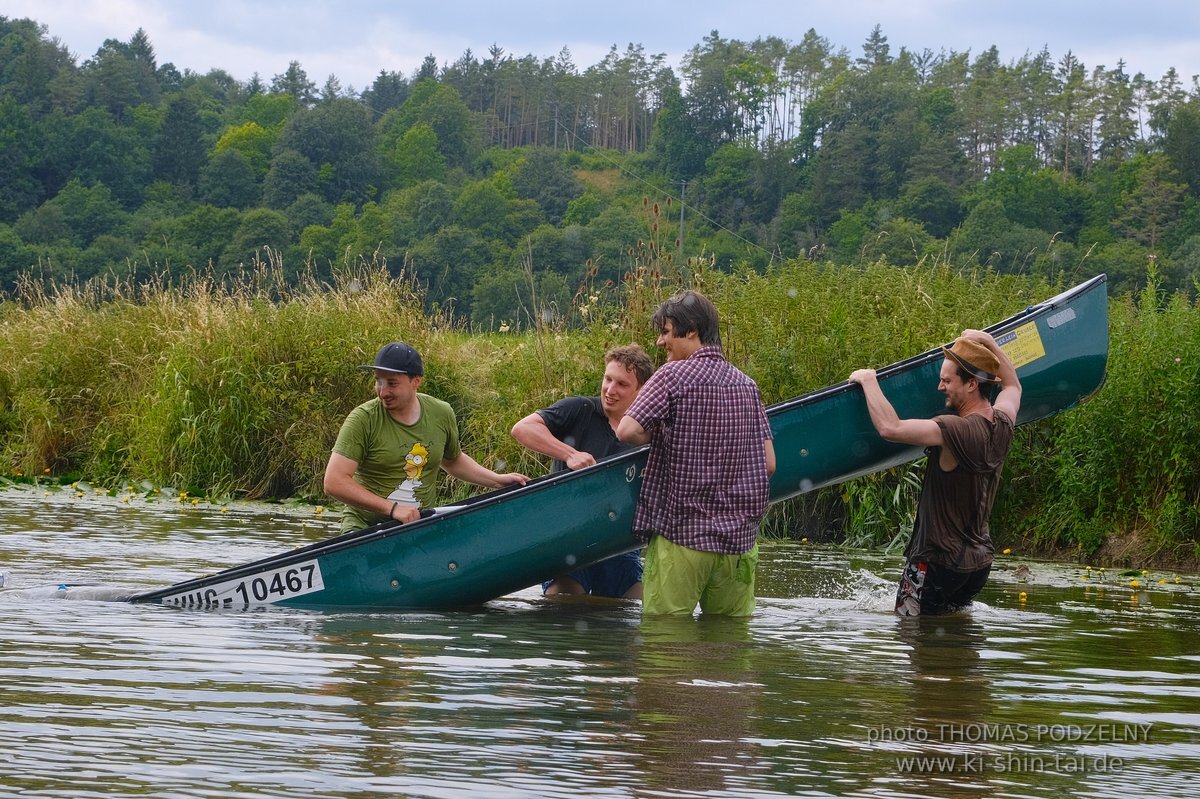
[360,342,424,376]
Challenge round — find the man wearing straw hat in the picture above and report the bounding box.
[849,329,1022,616]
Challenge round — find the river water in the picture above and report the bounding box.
[2,485,1198,798]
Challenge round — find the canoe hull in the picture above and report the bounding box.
[133,275,1109,609]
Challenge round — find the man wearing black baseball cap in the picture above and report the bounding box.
[849,329,1022,616]
[324,341,528,532]
[364,341,424,377]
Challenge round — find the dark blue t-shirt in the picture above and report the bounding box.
[536,396,634,472]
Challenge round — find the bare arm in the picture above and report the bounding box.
[848,369,944,447]
[441,451,529,489]
[616,414,650,445]
[764,439,776,476]
[323,452,419,523]
[960,329,1022,422]
[511,412,596,470]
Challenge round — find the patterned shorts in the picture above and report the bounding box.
[896,558,991,616]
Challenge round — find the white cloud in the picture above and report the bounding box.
[5,0,1199,89]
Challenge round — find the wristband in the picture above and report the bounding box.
[389,501,398,520]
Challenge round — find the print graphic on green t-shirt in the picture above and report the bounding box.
[387,442,429,505]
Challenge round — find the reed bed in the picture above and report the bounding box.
[2,256,1195,564]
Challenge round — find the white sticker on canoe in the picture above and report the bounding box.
[160,559,324,608]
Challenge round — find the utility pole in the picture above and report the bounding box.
[678,181,686,266]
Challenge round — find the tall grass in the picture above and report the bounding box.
[1,254,431,497]
[2,256,1194,565]
[700,259,1054,402]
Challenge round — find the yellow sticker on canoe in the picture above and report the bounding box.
[996,322,1045,369]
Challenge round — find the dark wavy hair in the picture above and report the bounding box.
[650,290,721,346]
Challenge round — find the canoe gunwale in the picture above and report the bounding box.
[766,273,1109,419]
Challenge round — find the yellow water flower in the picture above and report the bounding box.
[1130,579,1140,588]
[1002,548,1012,555]
[1018,592,1028,601]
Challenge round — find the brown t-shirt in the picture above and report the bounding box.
[905,409,1015,572]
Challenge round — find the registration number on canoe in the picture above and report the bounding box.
[160,559,325,608]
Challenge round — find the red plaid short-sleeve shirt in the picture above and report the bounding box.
[624,346,772,554]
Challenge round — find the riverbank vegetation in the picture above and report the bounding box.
[2,259,1197,567]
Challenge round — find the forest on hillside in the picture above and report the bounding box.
[3,16,1200,326]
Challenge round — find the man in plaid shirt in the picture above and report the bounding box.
[618,291,775,616]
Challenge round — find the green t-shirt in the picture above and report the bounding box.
[331,394,461,531]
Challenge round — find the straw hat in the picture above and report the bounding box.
[942,338,1001,384]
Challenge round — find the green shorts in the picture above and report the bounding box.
[642,534,758,617]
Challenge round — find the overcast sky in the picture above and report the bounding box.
[7,0,1200,92]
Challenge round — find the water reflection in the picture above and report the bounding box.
[633,615,761,796]
[891,615,993,799]
[296,603,648,795]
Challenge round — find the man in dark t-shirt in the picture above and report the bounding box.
[511,344,654,598]
[849,329,1022,615]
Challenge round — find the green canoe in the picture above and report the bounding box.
[132,274,1109,610]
